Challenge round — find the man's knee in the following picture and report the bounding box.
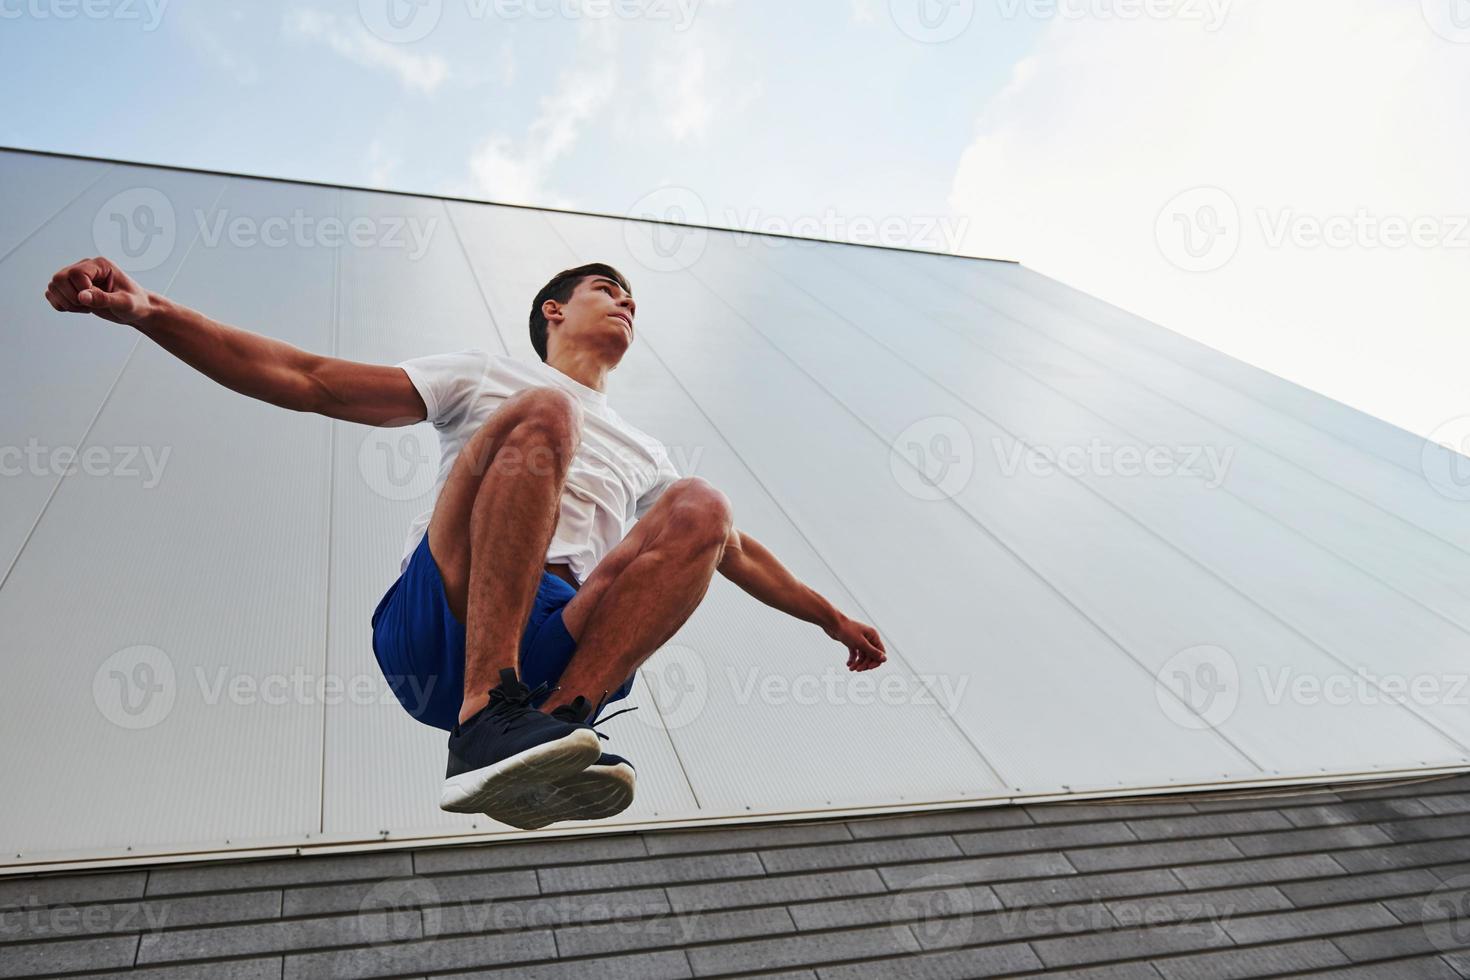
[663,477,734,548]
[468,386,582,477]
[503,386,583,444]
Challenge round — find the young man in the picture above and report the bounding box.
[44,255,889,830]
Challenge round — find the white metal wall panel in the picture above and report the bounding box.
[926,255,1470,554]
[1,175,336,862]
[837,246,1470,630]
[0,157,226,578]
[2,150,1466,870]
[986,262,1440,476]
[0,150,111,259]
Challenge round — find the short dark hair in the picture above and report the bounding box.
[528,262,632,361]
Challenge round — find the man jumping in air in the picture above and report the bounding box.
[44,255,888,830]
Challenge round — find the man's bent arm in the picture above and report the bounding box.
[44,256,425,427]
[717,527,887,670]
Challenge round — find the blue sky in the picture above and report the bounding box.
[0,1,1038,234]
[4,0,1469,444]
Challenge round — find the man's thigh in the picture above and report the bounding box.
[427,386,581,620]
[558,481,707,641]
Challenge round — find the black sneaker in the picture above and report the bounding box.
[489,694,639,829]
[439,667,601,824]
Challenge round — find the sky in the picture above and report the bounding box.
[2,0,1467,444]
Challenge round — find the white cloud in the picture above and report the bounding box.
[948,0,1470,439]
[284,9,448,95]
[464,21,619,208]
[650,45,712,142]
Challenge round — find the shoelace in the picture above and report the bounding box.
[553,689,639,741]
[480,677,555,730]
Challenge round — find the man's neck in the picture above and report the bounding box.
[545,349,610,394]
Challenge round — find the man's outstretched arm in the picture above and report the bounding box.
[43,256,426,427]
[717,527,888,672]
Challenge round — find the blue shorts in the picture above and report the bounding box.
[370,533,634,732]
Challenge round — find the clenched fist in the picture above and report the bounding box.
[44,257,155,326]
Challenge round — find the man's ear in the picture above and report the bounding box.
[542,298,563,326]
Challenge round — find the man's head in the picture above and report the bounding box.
[529,263,635,363]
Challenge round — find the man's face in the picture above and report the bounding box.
[543,275,636,358]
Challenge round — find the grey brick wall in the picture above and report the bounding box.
[3,774,1470,978]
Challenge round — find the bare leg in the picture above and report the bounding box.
[424,386,584,725]
[547,478,734,715]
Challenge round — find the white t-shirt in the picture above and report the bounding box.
[396,349,682,585]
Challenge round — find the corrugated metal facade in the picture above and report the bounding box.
[3,148,1468,870]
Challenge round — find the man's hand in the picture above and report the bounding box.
[44,257,154,326]
[826,614,887,672]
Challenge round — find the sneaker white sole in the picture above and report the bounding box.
[439,728,601,817]
[494,760,637,830]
